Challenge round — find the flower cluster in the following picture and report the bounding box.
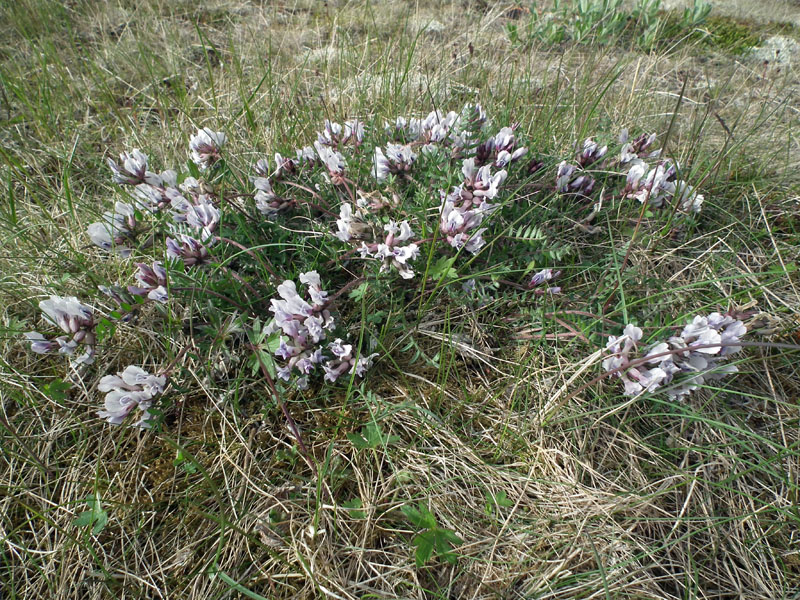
[190,128,226,170]
[27,104,730,432]
[556,160,596,198]
[25,296,97,365]
[97,365,167,427]
[128,262,168,303]
[265,271,379,388]
[475,126,528,167]
[317,119,364,147]
[625,160,704,213]
[528,268,561,295]
[267,272,333,389]
[603,313,747,398]
[87,201,139,257]
[358,220,420,279]
[373,144,418,181]
[323,339,379,383]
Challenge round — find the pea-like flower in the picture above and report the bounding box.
[314,141,347,182]
[626,161,704,214]
[334,202,370,242]
[439,187,494,255]
[322,338,379,383]
[166,233,211,267]
[268,271,336,388]
[373,144,418,181]
[461,158,507,201]
[97,365,167,427]
[603,313,747,398]
[189,128,226,169]
[577,138,608,168]
[107,149,161,186]
[556,161,595,198]
[87,202,137,257]
[252,176,292,216]
[528,268,562,294]
[25,296,97,365]
[359,220,419,279]
[619,130,659,163]
[128,262,168,303]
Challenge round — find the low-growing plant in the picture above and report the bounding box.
[508,0,713,52]
[22,104,746,441]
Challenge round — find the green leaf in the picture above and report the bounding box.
[486,490,515,514]
[347,423,400,450]
[412,530,436,567]
[95,318,116,344]
[187,160,200,179]
[73,511,94,527]
[410,527,463,567]
[73,494,108,535]
[42,378,71,403]
[342,498,366,519]
[348,281,370,301]
[401,502,437,529]
[429,256,458,281]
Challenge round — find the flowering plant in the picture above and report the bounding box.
[24,107,735,430]
[603,313,747,398]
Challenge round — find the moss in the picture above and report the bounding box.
[703,15,763,55]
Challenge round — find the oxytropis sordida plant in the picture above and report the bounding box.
[24,104,743,429]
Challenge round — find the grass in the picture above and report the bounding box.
[1,0,800,599]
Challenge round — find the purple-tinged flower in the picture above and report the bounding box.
[322,338,379,383]
[619,130,659,164]
[334,203,368,242]
[183,196,220,240]
[189,128,226,169]
[556,161,595,197]
[24,332,59,354]
[317,120,343,146]
[529,268,561,288]
[26,296,97,364]
[495,147,528,168]
[107,149,161,186]
[603,313,747,399]
[314,141,346,182]
[373,144,417,181]
[343,119,365,145]
[87,202,137,257]
[97,365,167,427]
[267,273,337,385]
[296,146,317,165]
[461,159,507,201]
[254,158,271,178]
[577,138,608,168]
[252,177,291,217]
[40,296,94,336]
[166,233,211,267]
[128,262,168,303]
[358,220,420,278]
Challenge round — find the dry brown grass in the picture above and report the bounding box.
[1,1,799,598]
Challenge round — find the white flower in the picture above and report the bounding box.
[87,202,136,257]
[373,147,390,181]
[314,141,346,176]
[40,296,94,335]
[97,365,166,427]
[189,128,226,169]
[107,149,160,185]
[183,197,219,240]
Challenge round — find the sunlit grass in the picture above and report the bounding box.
[1,0,799,599]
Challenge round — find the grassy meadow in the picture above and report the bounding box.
[1,0,799,598]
